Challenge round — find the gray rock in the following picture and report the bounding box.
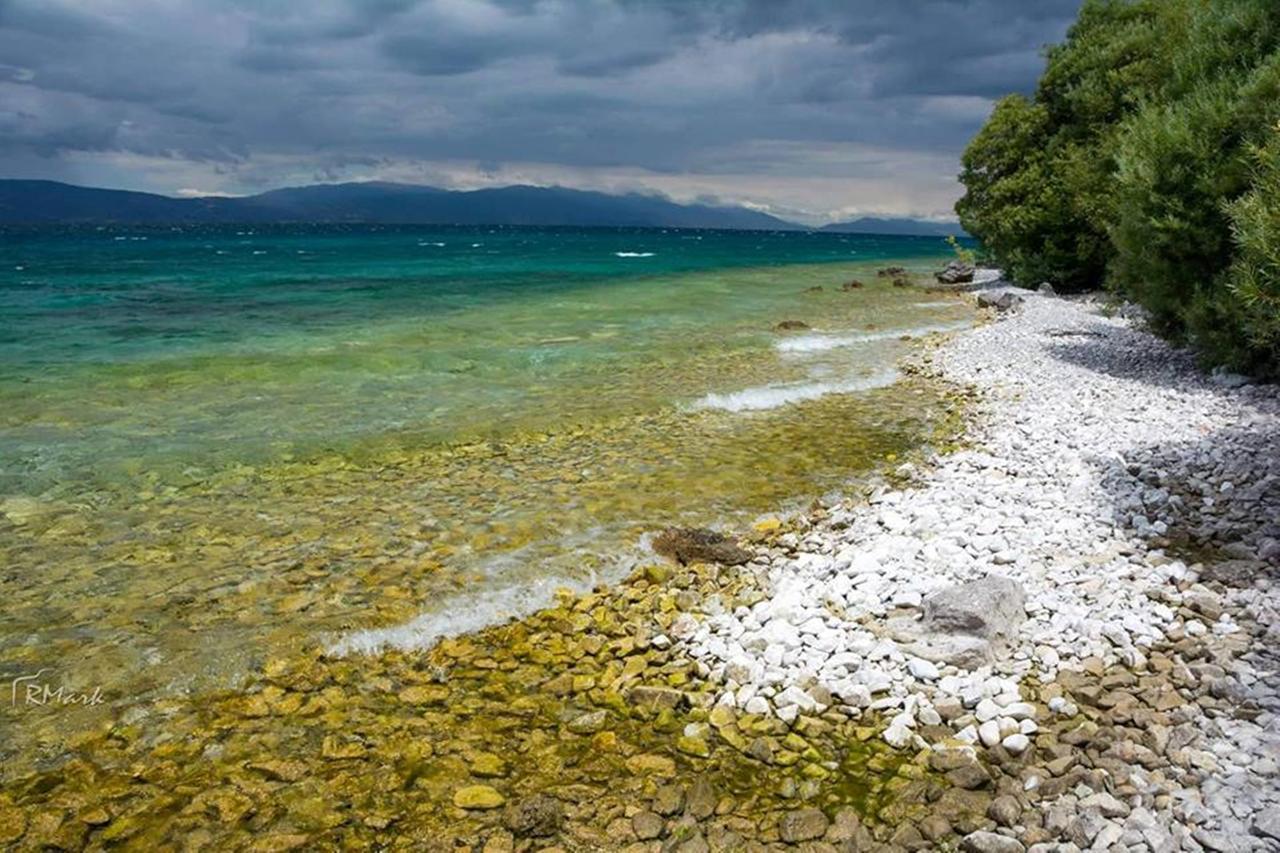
[922,575,1027,639]
[988,795,1022,827]
[778,808,829,842]
[1079,791,1130,818]
[686,777,716,820]
[961,830,1025,853]
[633,810,664,840]
[1194,828,1250,852]
[1255,806,1280,841]
[936,260,976,284]
[1066,810,1110,848]
[1037,282,1056,295]
[978,291,1025,312]
[888,616,993,669]
[1200,559,1268,587]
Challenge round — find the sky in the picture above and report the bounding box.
[0,0,1082,225]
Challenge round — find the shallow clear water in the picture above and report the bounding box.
[0,224,969,726]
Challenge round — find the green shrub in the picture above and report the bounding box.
[1220,135,1280,375]
[956,0,1280,375]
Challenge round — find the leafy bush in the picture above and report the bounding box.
[956,0,1280,376]
[1219,135,1280,372]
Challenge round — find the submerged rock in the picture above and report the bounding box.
[773,320,811,331]
[454,785,505,810]
[778,808,829,842]
[841,280,864,291]
[502,794,563,837]
[651,527,752,566]
[877,266,908,278]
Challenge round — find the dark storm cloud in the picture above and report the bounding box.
[0,0,1081,220]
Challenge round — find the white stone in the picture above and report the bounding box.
[907,657,940,681]
[1001,733,1030,755]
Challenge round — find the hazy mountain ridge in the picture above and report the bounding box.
[0,180,965,235]
[0,180,804,230]
[819,217,968,237]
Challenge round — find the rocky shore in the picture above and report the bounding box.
[679,282,1280,850]
[2,280,1277,852]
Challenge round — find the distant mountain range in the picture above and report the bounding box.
[0,179,964,235]
[819,217,968,237]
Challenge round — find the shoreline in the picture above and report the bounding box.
[678,279,1280,849]
[2,275,1277,850]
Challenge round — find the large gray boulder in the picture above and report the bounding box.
[888,576,1027,670]
[922,575,1027,639]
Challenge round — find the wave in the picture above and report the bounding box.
[328,527,641,655]
[776,321,970,353]
[692,369,898,412]
[418,241,446,247]
[615,251,655,258]
[327,574,595,656]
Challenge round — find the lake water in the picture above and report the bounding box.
[0,224,970,728]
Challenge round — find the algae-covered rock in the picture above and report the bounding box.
[399,685,449,705]
[625,753,677,777]
[0,805,26,844]
[628,685,684,710]
[676,735,710,757]
[470,752,509,778]
[248,834,312,852]
[454,785,505,810]
[566,710,607,734]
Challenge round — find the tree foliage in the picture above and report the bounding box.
[956,0,1280,376]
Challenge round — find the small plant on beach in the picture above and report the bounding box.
[945,235,976,267]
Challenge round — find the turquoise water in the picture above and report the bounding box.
[0,223,970,717]
[1,224,963,495]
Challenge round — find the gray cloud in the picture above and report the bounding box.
[0,0,1080,221]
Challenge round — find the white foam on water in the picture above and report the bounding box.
[614,251,655,258]
[691,369,898,413]
[328,527,644,656]
[776,321,970,354]
[419,241,446,247]
[327,574,596,656]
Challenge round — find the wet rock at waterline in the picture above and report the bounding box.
[651,527,752,566]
